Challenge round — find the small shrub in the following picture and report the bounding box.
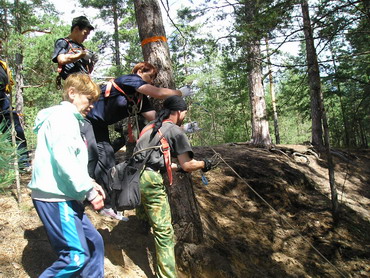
[0,121,17,190]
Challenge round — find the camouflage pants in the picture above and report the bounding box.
[137,170,177,278]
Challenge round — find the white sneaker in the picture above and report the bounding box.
[100,208,129,221]
[116,211,129,222]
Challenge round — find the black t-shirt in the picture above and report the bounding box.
[134,121,194,171]
[86,74,154,126]
[52,38,90,79]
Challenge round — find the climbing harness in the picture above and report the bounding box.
[55,38,93,90]
[105,79,144,142]
[57,38,91,75]
[138,119,173,185]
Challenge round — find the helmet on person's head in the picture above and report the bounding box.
[71,16,94,32]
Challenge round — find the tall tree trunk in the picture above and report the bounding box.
[134,0,203,246]
[361,0,370,21]
[244,1,271,147]
[1,1,9,39]
[134,0,174,95]
[265,38,280,144]
[14,0,26,204]
[321,98,339,222]
[331,51,349,147]
[14,0,24,125]
[113,2,121,67]
[301,0,323,147]
[358,120,367,147]
[8,89,22,204]
[301,0,338,221]
[15,53,24,126]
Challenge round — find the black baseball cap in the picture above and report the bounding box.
[71,16,94,30]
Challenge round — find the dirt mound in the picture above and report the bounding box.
[0,144,369,277]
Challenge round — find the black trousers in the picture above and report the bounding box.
[0,90,29,166]
[81,121,115,209]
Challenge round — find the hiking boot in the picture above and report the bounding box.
[99,208,129,221]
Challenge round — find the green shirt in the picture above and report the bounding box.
[28,101,93,201]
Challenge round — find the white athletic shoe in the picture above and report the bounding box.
[100,208,129,221]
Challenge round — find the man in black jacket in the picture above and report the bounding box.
[52,16,97,82]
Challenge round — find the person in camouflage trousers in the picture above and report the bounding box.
[133,95,214,277]
[139,170,176,277]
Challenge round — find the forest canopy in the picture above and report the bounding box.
[0,0,369,150]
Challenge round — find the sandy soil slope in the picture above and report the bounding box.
[0,144,369,278]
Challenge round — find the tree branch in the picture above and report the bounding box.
[21,29,51,35]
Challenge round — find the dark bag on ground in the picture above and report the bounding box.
[108,157,146,211]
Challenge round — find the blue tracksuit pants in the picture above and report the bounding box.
[33,200,104,278]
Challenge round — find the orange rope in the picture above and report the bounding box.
[141,36,167,46]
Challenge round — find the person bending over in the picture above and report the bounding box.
[86,62,194,220]
[28,73,105,278]
[133,95,214,278]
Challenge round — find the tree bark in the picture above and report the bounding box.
[134,0,175,96]
[330,48,349,147]
[301,0,324,147]
[134,0,204,244]
[301,0,338,221]
[8,89,22,204]
[244,1,272,147]
[113,2,121,67]
[15,53,24,126]
[14,0,25,126]
[265,38,280,144]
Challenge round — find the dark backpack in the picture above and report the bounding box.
[108,126,170,211]
[108,157,147,211]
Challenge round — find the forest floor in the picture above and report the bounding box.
[0,143,369,278]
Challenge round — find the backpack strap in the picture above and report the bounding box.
[157,128,172,184]
[105,79,144,142]
[138,120,173,185]
[57,38,90,74]
[104,79,143,106]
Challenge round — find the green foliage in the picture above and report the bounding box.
[184,52,251,146]
[0,0,368,151]
[0,121,16,190]
[169,6,251,146]
[314,0,370,147]
[79,0,142,71]
[8,19,73,147]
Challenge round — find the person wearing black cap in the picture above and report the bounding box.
[132,95,214,278]
[52,15,98,84]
